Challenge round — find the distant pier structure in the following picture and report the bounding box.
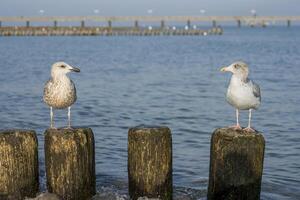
[0,15,299,36]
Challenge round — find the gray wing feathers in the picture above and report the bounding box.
[70,80,77,102]
[43,79,52,101]
[252,81,261,101]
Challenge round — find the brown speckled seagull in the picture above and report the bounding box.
[43,62,80,128]
[220,61,261,132]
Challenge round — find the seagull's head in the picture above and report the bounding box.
[220,61,249,80]
[51,61,80,78]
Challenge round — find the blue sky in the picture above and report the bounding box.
[1,0,299,16]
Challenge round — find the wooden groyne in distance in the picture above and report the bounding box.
[0,15,299,27]
[44,128,95,200]
[207,128,265,200]
[0,26,223,36]
[9,14,298,36]
[0,130,39,200]
[128,126,173,200]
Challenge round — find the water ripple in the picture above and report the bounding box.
[0,27,300,199]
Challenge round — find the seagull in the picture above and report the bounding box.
[43,62,80,128]
[220,61,261,132]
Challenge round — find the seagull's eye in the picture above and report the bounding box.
[61,65,66,68]
[234,64,239,68]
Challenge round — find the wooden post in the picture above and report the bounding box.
[208,128,265,200]
[0,130,39,200]
[212,20,217,27]
[287,19,291,27]
[161,20,165,29]
[26,21,30,27]
[44,128,95,200]
[54,20,57,27]
[108,20,112,29]
[81,20,85,28]
[237,19,241,28]
[128,126,172,200]
[187,19,191,28]
[134,20,139,28]
[0,21,2,27]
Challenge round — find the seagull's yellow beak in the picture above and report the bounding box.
[220,66,228,72]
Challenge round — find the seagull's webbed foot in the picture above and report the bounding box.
[243,126,256,132]
[49,126,57,130]
[229,124,242,130]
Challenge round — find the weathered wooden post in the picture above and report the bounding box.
[81,20,85,28]
[161,20,165,29]
[287,19,291,27]
[107,20,112,35]
[44,128,95,200]
[54,20,57,28]
[237,19,241,28]
[26,21,30,27]
[128,126,172,200]
[0,130,39,200]
[134,20,139,29]
[212,20,217,27]
[187,20,191,28]
[208,128,265,200]
[108,20,112,29]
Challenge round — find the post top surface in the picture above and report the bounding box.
[0,129,36,135]
[214,127,264,138]
[129,125,170,131]
[45,127,93,134]
[128,125,171,137]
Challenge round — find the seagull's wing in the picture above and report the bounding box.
[252,81,261,101]
[43,79,53,102]
[69,79,77,102]
[43,79,52,95]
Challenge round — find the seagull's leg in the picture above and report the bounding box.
[230,109,242,130]
[248,109,251,128]
[50,107,54,128]
[67,106,71,128]
[236,109,240,127]
[244,109,255,132]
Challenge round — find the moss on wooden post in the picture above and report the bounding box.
[44,128,95,200]
[207,128,265,200]
[0,130,39,200]
[128,126,173,200]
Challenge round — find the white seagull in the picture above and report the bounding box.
[43,62,80,128]
[220,61,261,132]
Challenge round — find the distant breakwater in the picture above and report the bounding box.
[0,26,223,36]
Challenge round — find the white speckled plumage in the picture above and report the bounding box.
[43,76,77,109]
[43,61,80,128]
[221,61,261,132]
